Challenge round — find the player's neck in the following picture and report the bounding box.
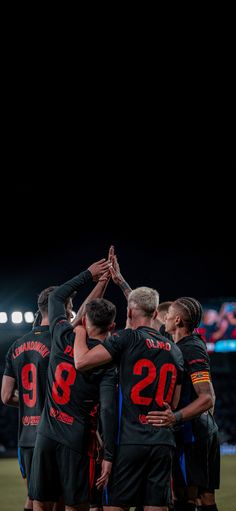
[40,316,49,326]
[153,318,163,330]
[88,327,108,343]
[173,328,191,343]
[131,318,154,329]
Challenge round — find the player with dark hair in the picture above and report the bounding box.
[74,286,184,511]
[29,258,117,511]
[154,302,173,329]
[154,301,173,339]
[1,286,57,511]
[85,299,116,334]
[81,298,118,511]
[147,297,220,511]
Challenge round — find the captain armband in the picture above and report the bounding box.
[190,371,210,385]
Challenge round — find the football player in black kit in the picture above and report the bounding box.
[1,286,56,511]
[74,286,184,511]
[147,297,220,511]
[29,258,117,511]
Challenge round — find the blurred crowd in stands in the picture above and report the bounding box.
[198,301,236,342]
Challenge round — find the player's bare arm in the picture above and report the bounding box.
[109,253,132,299]
[1,375,19,407]
[171,383,182,411]
[147,380,214,427]
[72,245,113,327]
[74,325,112,370]
[72,273,110,327]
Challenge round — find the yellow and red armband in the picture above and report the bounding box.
[190,371,210,385]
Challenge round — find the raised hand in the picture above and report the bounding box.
[97,245,115,282]
[108,250,132,299]
[87,258,111,282]
[98,270,110,282]
[108,244,115,263]
[109,255,122,285]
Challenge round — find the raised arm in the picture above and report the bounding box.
[72,246,114,328]
[109,253,132,299]
[71,276,109,327]
[48,259,111,334]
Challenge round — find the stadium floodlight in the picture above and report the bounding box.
[11,311,23,324]
[0,312,8,323]
[24,311,34,323]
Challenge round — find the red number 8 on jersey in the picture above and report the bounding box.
[52,362,76,405]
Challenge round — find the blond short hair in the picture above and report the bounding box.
[128,287,159,317]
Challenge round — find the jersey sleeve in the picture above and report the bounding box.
[3,345,15,378]
[99,365,118,461]
[103,329,132,362]
[49,270,92,335]
[184,341,211,385]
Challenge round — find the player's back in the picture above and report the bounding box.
[39,321,116,452]
[103,326,183,446]
[4,325,51,446]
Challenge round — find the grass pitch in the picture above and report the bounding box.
[0,458,27,511]
[0,456,235,510]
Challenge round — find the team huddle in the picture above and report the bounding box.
[1,247,220,511]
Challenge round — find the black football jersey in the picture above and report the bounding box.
[4,326,51,447]
[103,326,184,446]
[39,270,117,460]
[175,334,218,441]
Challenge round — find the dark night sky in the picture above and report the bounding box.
[1,55,235,324]
[0,163,235,328]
